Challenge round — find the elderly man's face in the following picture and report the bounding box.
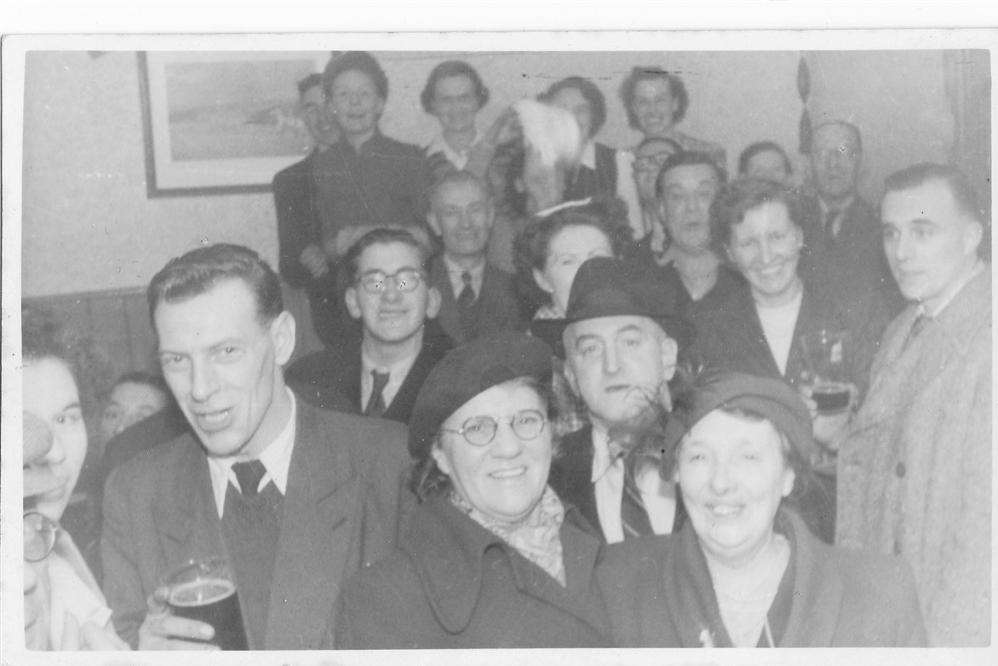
[155,279,295,460]
[881,178,983,313]
[428,179,494,260]
[564,315,677,430]
[811,124,861,202]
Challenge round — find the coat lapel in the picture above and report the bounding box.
[551,428,600,539]
[779,511,844,646]
[152,435,226,568]
[429,256,463,343]
[265,403,359,649]
[508,511,609,633]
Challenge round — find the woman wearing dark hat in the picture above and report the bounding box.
[597,370,926,647]
[334,332,611,648]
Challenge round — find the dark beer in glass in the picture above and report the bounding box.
[165,558,249,650]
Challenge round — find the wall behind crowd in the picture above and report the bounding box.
[21,49,956,298]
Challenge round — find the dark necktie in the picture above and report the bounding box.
[456,271,477,341]
[232,459,266,497]
[901,314,932,353]
[364,370,390,417]
[608,441,654,540]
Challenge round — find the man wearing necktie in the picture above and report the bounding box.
[534,257,690,544]
[834,164,991,646]
[799,121,904,388]
[425,170,526,344]
[288,228,452,423]
[101,244,411,650]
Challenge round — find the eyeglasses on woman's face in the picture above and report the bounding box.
[440,409,547,447]
[23,511,59,563]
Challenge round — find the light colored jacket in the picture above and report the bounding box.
[836,269,991,646]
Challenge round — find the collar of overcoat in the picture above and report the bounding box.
[401,494,607,636]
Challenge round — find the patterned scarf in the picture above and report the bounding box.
[451,485,567,586]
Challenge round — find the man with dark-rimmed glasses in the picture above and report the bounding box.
[287,228,452,424]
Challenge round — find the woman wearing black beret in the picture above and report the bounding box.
[334,332,611,648]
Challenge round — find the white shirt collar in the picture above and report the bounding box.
[425,131,480,170]
[361,346,421,411]
[442,253,486,298]
[918,260,984,318]
[579,140,596,170]
[206,388,297,517]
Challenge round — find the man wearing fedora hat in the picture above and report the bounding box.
[533,256,689,544]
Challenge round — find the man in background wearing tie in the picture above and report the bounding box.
[287,228,451,423]
[101,244,410,649]
[834,163,990,647]
[426,170,526,344]
[535,257,688,544]
[802,120,903,392]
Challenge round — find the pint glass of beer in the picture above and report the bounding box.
[800,328,851,415]
[165,557,249,650]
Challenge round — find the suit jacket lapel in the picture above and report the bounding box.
[265,402,359,649]
[429,256,463,343]
[553,428,600,539]
[152,435,226,568]
[509,512,608,633]
[735,293,782,378]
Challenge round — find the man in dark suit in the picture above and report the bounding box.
[802,121,903,342]
[287,228,450,424]
[272,73,344,348]
[101,244,410,650]
[426,170,526,344]
[533,257,688,545]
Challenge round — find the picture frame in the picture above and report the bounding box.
[139,50,329,196]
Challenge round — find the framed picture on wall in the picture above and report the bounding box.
[139,51,329,196]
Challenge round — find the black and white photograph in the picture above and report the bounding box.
[1,11,995,665]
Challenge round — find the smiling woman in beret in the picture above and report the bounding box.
[597,370,926,648]
[334,332,611,648]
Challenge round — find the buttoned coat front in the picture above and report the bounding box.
[101,397,411,649]
[836,269,991,646]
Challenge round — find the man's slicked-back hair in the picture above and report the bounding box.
[297,72,323,98]
[342,227,433,284]
[655,150,727,199]
[884,162,984,221]
[619,66,690,129]
[811,119,864,154]
[539,76,608,139]
[147,243,284,325]
[322,51,389,100]
[420,60,490,113]
[884,162,989,260]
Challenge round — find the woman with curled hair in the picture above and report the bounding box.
[597,371,926,647]
[619,66,726,169]
[334,333,611,648]
[421,60,491,175]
